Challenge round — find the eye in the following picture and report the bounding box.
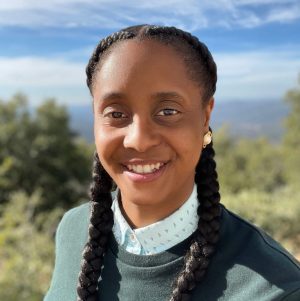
[157,108,180,116]
[104,111,127,119]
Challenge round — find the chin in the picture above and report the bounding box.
[120,187,162,206]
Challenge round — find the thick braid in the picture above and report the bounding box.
[169,131,221,301]
[76,152,114,301]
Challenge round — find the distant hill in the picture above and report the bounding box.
[211,100,289,142]
[68,100,289,144]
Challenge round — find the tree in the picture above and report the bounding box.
[0,94,93,212]
[0,93,33,202]
[282,75,300,184]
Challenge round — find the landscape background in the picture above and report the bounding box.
[0,1,300,300]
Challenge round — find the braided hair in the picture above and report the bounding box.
[77,25,221,301]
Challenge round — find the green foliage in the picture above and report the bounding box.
[222,186,300,256]
[0,190,62,301]
[0,94,93,212]
[0,94,94,299]
[282,76,300,184]
[214,127,286,194]
[0,94,33,199]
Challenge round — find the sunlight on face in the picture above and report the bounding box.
[92,39,214,225]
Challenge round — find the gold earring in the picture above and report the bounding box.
[203,131,212,148]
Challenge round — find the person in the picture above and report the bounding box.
[43,24,300,301]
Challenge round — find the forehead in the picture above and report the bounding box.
[94,39,201,98]
[101,39,184,73]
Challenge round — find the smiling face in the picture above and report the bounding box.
[92,39,214,226]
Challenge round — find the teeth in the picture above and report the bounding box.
[126,163,164,174]
[136,165,143,173]
[143,165,151,173]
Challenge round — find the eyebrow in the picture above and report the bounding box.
[150,91,185,102]
[101,92,126,102]
[100,91,185,103]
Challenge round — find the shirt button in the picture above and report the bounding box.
[130,233,136,242]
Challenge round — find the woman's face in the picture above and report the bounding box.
[92,39,214,220]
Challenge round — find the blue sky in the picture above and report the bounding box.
[0,0,299,106]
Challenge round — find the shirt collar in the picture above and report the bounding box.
[112,184,199,255]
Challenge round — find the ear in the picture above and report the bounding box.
[203,97,214,131]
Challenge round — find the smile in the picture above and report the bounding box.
[126,163,165,174]
[123,162,168,183]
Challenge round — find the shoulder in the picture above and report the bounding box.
[58,202,90,232]
[221,206,300,269]
[212,205,300,300]
[55,201,91,259]
[43,202,91,301]
[55,202,91,255]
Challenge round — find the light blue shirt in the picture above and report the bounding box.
[112,184,199,255]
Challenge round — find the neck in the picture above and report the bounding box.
[119,182,195,229]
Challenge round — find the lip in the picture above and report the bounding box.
[122,161,168,183]
[122,159,168,165]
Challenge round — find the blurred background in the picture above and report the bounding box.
[0,1,299,300]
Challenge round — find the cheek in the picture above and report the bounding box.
[173,120,203,151]
[184,132,203,169]
[166,125,203,166]
[184,139,203,164]
[94,123,120,167]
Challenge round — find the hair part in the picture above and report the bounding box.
[78,25,221,301]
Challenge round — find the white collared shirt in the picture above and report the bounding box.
[112,184,199,255]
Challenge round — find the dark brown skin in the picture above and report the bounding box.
[92,39,214,228]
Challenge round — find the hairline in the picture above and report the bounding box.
[90,36,211,106]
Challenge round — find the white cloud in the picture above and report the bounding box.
[266,5,300,23]
[234,0,297,5]
[0,48,299,105]
[0,57,85,86]
[214,49,300,101]
[0,0,299,30]
[0,56,89,105]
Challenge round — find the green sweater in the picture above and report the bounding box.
[44,202,300,301]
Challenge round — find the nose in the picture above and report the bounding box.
[123,117,161,152]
